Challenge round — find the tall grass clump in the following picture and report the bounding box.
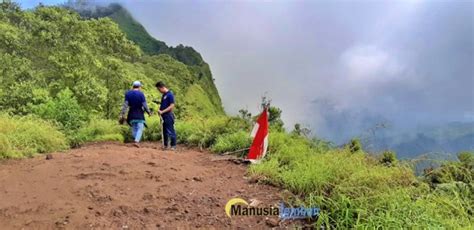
[211,130,252,153]
[70,118,128,147]
[140,116,162,142]
[0,114,68,158]
[176,116,250,149]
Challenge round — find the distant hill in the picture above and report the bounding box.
[392,122,474,158]
[364,122,474,159]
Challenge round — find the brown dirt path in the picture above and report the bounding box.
[0,142,295,229]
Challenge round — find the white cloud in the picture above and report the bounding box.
[341,45,404,83]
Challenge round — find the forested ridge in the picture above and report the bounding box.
[0,2,472,228]
[64,1,223,113]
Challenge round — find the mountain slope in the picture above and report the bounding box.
[65,2,224,116]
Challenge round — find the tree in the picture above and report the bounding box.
[238,109,252,122]
[291,123,311,137]
[268,106,284,131]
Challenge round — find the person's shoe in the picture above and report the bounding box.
[133,142,140,148]
[170,146,177,151]
[161,146,169,151]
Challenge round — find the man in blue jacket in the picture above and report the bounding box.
[119,81,152,148]
[155,81,177,150]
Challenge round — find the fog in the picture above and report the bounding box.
[21,0,474,145]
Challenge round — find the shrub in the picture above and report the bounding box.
[211,131,252,153]
[425,160,473,184]
[175,120,200,144]
[380,150,398,166]
[34,88,89,132]
[349,138,362,153]
[0,114,68,158]
[458,151,473,166]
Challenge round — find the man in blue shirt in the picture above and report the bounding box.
[155,81,177,150]
[119,81,152,148]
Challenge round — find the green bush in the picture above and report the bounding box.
[211,131,252,153]
[380,150,398,166]
[0,114,68,158]
[426,160,473,185]
[458,151,474,166]
[349,138,362,153]
[34,88,89,132]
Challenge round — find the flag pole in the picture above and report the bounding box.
[220,148,250,156]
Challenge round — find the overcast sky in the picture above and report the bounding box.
[21,0,474,142]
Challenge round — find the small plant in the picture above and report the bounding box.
[457,151,473,166]
[349,138,362,153]
[380,150,398,166]
[291,123,311,137]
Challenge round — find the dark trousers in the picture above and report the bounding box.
[162,115,176,147]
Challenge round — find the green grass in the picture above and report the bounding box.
[175,116,249,149]
[248,132,473,228]
[211,130,252,153]
[70,118,127,147]
[0,114,68,158]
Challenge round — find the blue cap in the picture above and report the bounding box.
[132,81,142,87]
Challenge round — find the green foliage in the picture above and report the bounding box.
[34,88,88,132]
[458,151,474,166]
[349,138,363,153]
[0,114,68,158]
[211,131,252,153]
[70,118,127,147]
[0,3,222,120]
[247,128,473,228]
[425,156,473,185]
[176,116,250,149]
[141,116,162,142]
[268,106,285,132]
[182,84,222,117]
[67,2,224,114]
[291,123,312,137]
[249,131,472,228]
[0,4,224,149]
[380,150,398,166]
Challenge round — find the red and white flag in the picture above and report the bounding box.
[247,107,269,163]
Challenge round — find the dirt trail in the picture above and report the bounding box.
[0,142,294,229]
